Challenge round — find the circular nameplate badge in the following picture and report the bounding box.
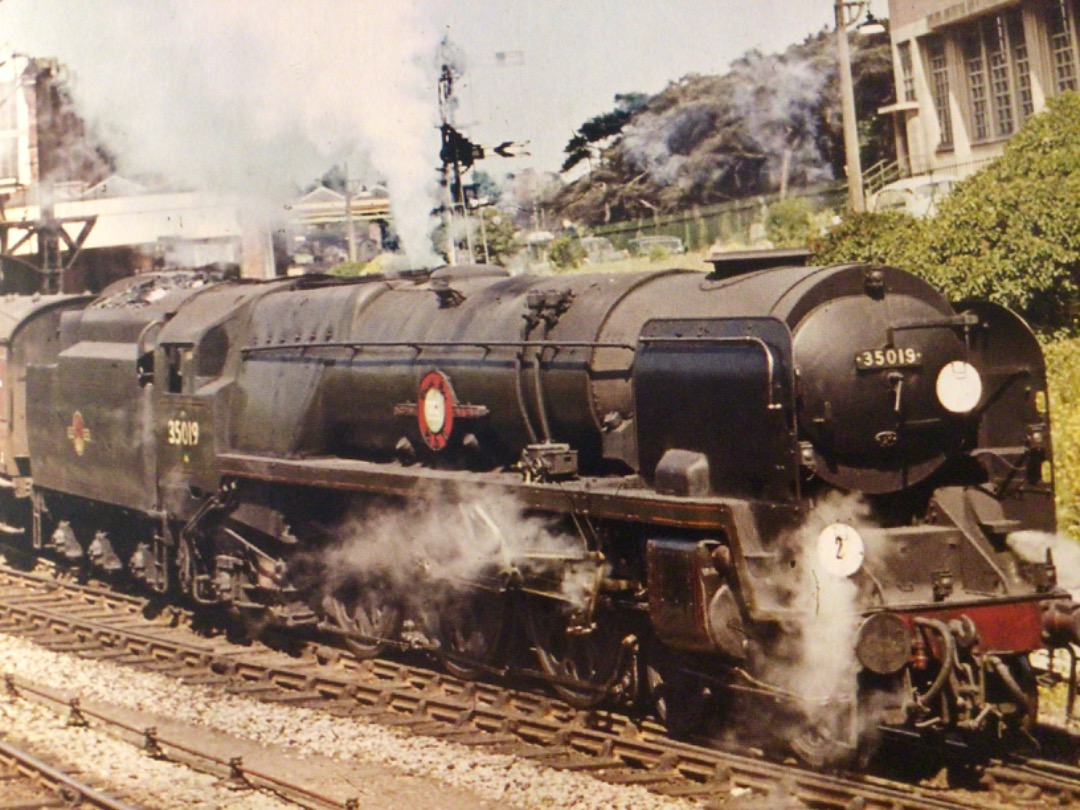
[936,360,983,414]
[816,523,865,578]
[417,370,455,450]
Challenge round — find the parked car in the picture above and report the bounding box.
[869,175,957,218]
[628,235,685,257]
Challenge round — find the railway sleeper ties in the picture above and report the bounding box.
[6,670,364,809]
[6,570,1080,809]
[598,752,682,787]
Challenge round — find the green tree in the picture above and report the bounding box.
[922,93,1080,328]
[561,93,648,173]
[430,206,519,267]
[550,30,894,226]
[470,170,502,206]
[472,207,517,265]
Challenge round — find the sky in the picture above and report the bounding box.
[441,0,889,175]
[0,0,888,261]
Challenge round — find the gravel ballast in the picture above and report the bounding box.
[0,632,706,809]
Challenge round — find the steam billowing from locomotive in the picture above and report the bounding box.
[321,488,597,621]
[0,0,444,264]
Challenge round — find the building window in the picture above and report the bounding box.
[1048,0,1078,92]
[964,32,990,141]
[927,38,954,149]
[1009,12,1034,121]
[960,10,1030,142]
[985,16,1014,137]
[899,41,916,102]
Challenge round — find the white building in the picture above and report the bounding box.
[883,0,1080,178]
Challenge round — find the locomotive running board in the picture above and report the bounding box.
[216,452,734,530]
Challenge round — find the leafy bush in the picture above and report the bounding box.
[1045,339,1080,537]
[921,95,1080,328]
[809,210,930,269]
[647,244,671,261]
[328,260,372,277]
[548,235,586,271]
[765,198,815,247]
[476,209,518,266]
[812,93,1080,334]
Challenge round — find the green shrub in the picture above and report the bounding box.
[1045,339,1080,537]
[809,210,929,270]
[812,92,1080,334]
[766,197,815,247]
[327,260,372,277]
[548,235,586,270]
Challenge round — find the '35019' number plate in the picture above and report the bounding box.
[854,347,922,370]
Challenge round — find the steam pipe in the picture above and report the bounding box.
[531,324,554,443]
[913,617,955,709]
[515,321,539,445]
[987,654,1037,716]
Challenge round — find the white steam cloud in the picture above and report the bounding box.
[742,494,879,757]
[0,0,444,265]
[320,488,599,635]
[772,495,867,705]
[1008,531,1080,599]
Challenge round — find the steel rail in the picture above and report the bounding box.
[0,737,140,810]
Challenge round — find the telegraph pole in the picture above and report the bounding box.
[836,0,865,212]
[344,161,356,263]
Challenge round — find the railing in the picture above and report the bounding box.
[862,159,904,196]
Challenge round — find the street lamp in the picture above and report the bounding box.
[835,2,885,213]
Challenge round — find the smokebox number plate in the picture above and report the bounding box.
[855,347,922,371]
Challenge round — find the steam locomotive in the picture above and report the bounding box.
[1,258,1076,764]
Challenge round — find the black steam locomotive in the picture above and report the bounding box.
[1,259,1076,763]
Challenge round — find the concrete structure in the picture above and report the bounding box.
[3,178,276,290]
[883,0,1079,178]
[0,52,276,290]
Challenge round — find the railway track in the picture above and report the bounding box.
[0,562,1077,810]
[0,736,139,809]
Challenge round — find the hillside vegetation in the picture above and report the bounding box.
[549,28,893,226]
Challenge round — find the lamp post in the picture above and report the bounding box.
[835,1,884,213]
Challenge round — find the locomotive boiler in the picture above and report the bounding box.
[2,259,1077,764]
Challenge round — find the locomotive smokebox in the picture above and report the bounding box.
[789,266,975,494]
